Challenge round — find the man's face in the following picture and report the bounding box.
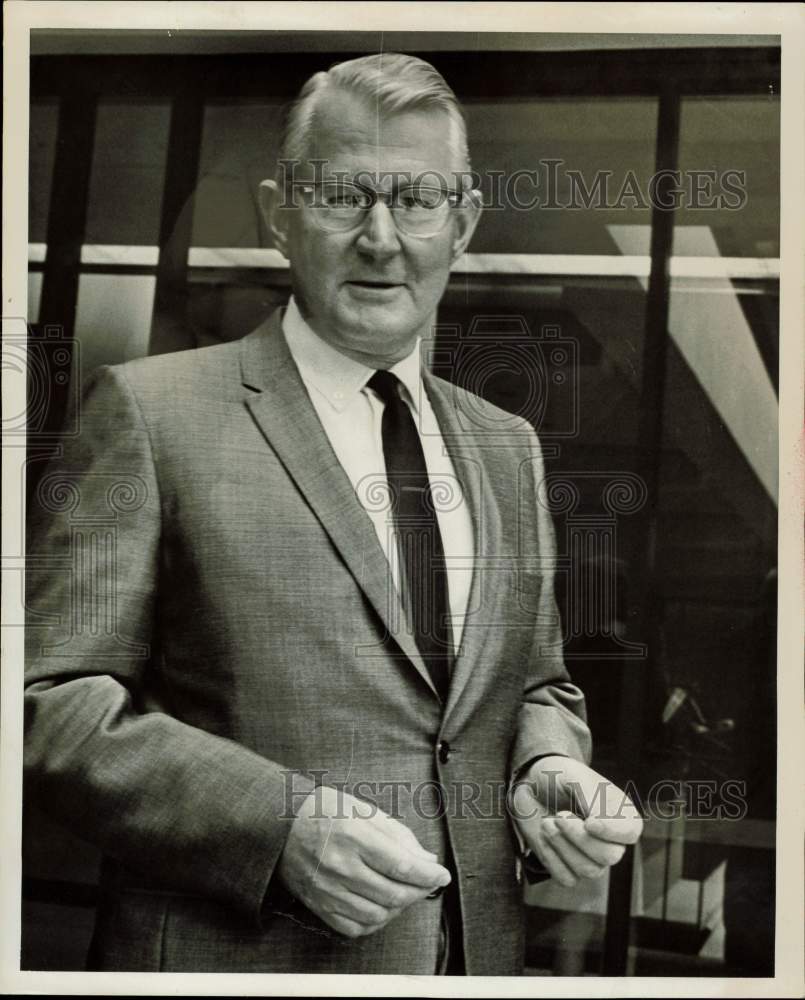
[264,88,480,367]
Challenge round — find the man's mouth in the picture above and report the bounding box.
[345,279,406,299]
[347,280,404,289]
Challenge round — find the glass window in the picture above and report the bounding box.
[674,96,781,258]
[466,98,659,255]
[644,272,778,975]
[29,99,59,244]
[73,273,157,375]
[191,100,285,248]
[84,100,171,246]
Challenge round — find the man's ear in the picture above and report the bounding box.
[258,179,289,258]
[450,189,483,264]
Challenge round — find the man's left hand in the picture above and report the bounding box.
[510,755,643,888]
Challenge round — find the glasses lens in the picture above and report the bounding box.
[393,186,454,237]
[306,182,369,232]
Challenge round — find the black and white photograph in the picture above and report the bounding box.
[2,2,803,995]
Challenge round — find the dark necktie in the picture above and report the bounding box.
[368,370,452,702]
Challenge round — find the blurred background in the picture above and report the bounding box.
[24,30,779,976]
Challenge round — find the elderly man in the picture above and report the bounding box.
[25,53,641,976]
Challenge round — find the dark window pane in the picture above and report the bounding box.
[466,98,658,255]
[191,100,285,248]
[675,96,780,258]
[29,99,59,243]
[84,100,171,245]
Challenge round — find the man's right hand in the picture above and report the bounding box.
[276,785,451,938]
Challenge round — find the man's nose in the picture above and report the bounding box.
[356,200,402,258]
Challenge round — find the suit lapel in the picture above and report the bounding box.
[423,371,505,725]
[239,313,439,698]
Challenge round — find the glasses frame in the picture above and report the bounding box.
[290,179,468,239]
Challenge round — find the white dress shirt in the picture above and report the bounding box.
[282,297,475,652]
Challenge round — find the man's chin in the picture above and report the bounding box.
[335,306,424,354]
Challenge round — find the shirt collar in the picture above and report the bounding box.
[282,296,424,414]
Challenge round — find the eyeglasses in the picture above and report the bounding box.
[292,180,466,238]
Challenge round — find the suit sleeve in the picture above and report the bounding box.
[24,364,314,928]
[508,428,592,781]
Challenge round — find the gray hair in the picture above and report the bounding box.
[278,52,470,175]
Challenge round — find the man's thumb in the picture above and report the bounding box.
[509,779,549,823]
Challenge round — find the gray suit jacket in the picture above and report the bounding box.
[24,310,591,974]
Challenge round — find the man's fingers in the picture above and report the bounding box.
[319,881,398,928]
[323,911,380,939]
[358,832,451,889]
[554,813,627,867]
[278,788,448,937]
[544,820,608,880]
[373,812,439,861]
[341,858,440,910]
[573,774,643,843]
[376,847,450,889]
[537,820,578,888]
[583,811,643,845]
[524,759,645,848]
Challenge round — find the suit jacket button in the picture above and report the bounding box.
[437,740,451,764]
